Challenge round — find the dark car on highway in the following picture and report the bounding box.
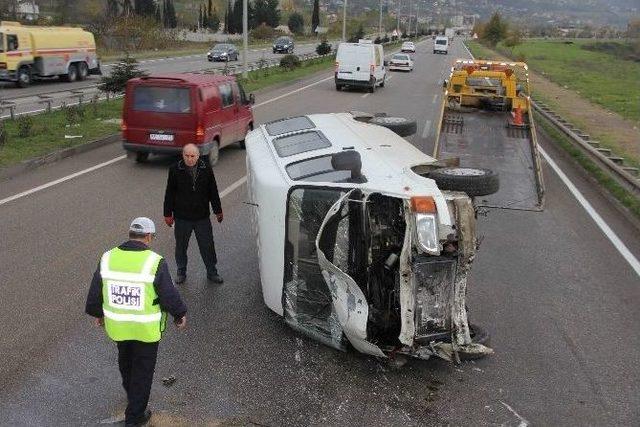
[207,44,239,62]
[273,36,294,54]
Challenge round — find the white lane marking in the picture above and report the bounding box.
[421,119,432,139]
[539,146,640,277]
[499,401,529,427]
[254,76,333,108]
[219,176,247,199]
[432,94,438,104]
[0,155,126,206]
[362,93,370,98]
[1,74,335,206]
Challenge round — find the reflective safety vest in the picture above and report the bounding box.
[100,248,167,342]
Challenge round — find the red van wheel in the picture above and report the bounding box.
[207,141,220,167]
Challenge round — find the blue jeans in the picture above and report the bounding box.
[174,217,218,276]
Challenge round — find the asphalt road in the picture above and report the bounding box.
[0,42,324,118]
[0,38,639,426]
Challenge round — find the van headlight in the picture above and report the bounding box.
[415,213,439,254]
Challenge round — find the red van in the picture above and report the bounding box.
[122,73,254,166]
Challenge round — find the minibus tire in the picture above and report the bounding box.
[369,116,417,137]
[63,64,78,82]
[78,62,89,80]
[428,167,499,196]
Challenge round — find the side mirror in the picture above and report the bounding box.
[331,150,362,180]
[249,94,255,105]
[383,60,389,66]
[442,79,448,89]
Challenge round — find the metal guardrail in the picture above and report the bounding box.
[532,100,640,199]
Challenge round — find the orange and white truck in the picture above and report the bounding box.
[0,21,101,87]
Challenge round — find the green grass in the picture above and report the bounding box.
[0,100,123,167]
[239,55,335,93]
[468,39,640,123]
[535,111,640,219]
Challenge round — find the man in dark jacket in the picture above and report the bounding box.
[163,144,224,284]
[85,217,187,427]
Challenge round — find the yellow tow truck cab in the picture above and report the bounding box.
[0,21,101,87]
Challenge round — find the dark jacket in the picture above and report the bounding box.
[85,240,187,321]
[163,159,222,221]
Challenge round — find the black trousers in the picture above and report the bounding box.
[117,340,159,424]
[174,217,218,276]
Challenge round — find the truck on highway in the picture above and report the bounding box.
[433,59,545,211]
[0,21,101,88]
[444,28,455,41]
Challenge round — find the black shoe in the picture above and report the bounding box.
[125,409,152,427]
[207,273,224,284]
[175,274,186,284]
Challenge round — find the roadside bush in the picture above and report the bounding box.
[17,116,33,138]
[63,104,85,126]
[316,40,332,55]
[280,54,301,70]
[251,23,276,41]
[383,34,390,43]
[98,55,148,95]
[374,36,382,44]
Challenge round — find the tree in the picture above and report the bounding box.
[503,28,522,55]
[311,0,320,33]
[627,18,640,39]
[224,0,231,33]
[482,12,508,47]
[206,6,221,32]
[98,55,148,94]
[135,0,155,16]
[288,12,304,35]
[231,0,242,33]
[265,0,280,27]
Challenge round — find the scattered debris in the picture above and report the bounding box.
[64,135,83,139]
[162,375,176,387]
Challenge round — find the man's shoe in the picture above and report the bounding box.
[125,409,152,427]
[207,273,224,284]
[175,274,186,284]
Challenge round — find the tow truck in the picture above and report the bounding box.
[434,59,545,211]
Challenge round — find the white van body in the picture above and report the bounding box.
[335,42,386,92]
[434,36,449,54]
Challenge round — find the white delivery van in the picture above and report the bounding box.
[434,36,449,54]
[335,41,386,93]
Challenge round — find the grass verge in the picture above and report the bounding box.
[534,111,640,219]
[0,100,123,168]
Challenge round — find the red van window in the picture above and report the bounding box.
[219,83,234,108]
[133,86,192,113]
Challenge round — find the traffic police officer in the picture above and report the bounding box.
[85,217,187,427]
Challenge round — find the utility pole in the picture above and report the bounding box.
[342,0,348,41]
[243,0,248,78]
[378,0,383,36]
[407,0,412,37]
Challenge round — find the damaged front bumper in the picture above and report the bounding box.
[282,187,492,363]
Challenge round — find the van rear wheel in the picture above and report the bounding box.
[208,141,220,167]
[135,152,149,163]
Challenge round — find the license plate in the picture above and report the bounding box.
[149,133,174,142]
